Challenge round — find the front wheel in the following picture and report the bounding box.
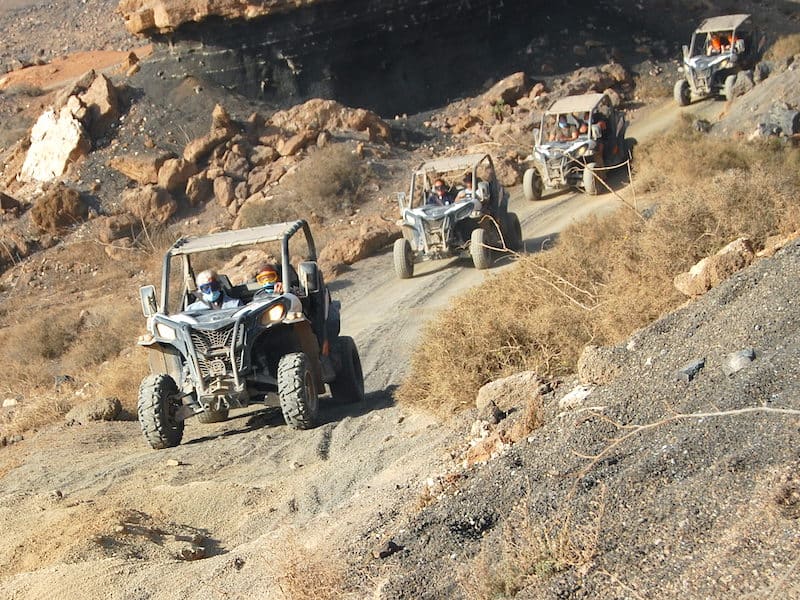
[330,336,365,403]
[278,352,319,430]
[470,227,492,270]
[393,238,414,279]
[583,162,599,196]
[673,79,690,106]
[723,74,736,101]
[523,168,543,201]
[138,374,184,449]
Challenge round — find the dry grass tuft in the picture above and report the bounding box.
[399,123,800,415]
[0,395,73,439]
[273,539,351,600]
[633,72,673,99]
[461,493,604,599]
[765,33,800,62]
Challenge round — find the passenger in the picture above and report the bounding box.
[454,174,484,211]
[707,33,723,55]
[187,269,243,310]
[577,111,590,136]
[550,114,579,142]
[427,178,454,206]
[255,262,284,294]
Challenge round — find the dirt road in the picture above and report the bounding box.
[0,97,714,598]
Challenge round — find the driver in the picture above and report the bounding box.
[550,114,579,142]
[427,178,454,206]
[255,263,285,294]
[187,269,242,310]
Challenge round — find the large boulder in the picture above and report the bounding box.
[481,72,529,106]
[475,371,544,413]
[109,152,172,185]
[65,397,122,425]
[122,185,177,225]
[30,183,87,234]
[78,73,120,138]
[185,173,213,205]
[674,237,755,297]
[269,98,391,141]
[96,213,142,243]
[158,158,198,192]
[20,107,91,182]
[318,215,400,270]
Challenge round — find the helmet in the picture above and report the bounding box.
[256,264,280,294]
[196,269,221,303]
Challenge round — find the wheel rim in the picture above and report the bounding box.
[303,370,318,412]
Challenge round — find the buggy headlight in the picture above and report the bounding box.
[575,144,588,157]
[155,322,177,341]
[405,213,416,226]
[260,303,286,325]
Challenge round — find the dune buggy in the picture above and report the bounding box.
[136,220,364,449]
[674,13,762,105]
[392,153,522,279]
[523,92,628,200]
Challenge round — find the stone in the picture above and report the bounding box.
[185,173,213,205]
[158,158,198,192]
[183,128,235,164]
[20,106,91,182]
[109,152,172,185]
[122,184,177,225]
[722,348,756,376]
[477,400,504,425]
[675,358,705,382]
[767,102,800,136]
[481,71,529,106]
[269,98,391,141]
[214,176,236,207]
[97,213,141,243]
[0,191,21,213]
[2,398,18,408]
[674,238,755,297]
[78,73,120,138]
[371,540,402,559]
[318,215,400,271]
[30,183,87,234]
[476,371,543,413]
[558,385,593,410]
[250,144,278,166]
[277,130,317,157]
[65,397,122,425]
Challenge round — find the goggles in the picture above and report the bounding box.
[257,270,279,285]
[434,185,446,191]
[198,282,218,294]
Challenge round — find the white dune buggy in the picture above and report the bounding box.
[392,153,522,279]
[136,220,364,449]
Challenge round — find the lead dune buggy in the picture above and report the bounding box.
[523,92,629,200]
[674,14,762,105]
[393,153,522,279]
[136,220,364,449]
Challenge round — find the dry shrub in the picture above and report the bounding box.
[399,124,800,415]
[633,72,673,99]
[0,395,72,439]
[95,352,149,416]
[461,494,603,599]
[62,303,142,372]
[273,540,350,600]
[765,33,800,62]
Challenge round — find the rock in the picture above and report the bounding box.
[183,128,235,164]
[158,158,198,193]
[318,215,400,269]
[109,152,172,185]
[277,130,317,157]
[78,73,120,138]
[179,545,207,561]
[122,184,177,225]
[250,144,278,166]
[464,429,511,466]
[30,183,87,234]
[317,130,330,148]
[730,71,755,98]
[481,72,529,106]
[675,358,705,382]
[2,398,18,408]
[97,213,141,243]
[722,348,756,376]
[577,344,627,385]
[20,107,91,182]
[185,173,213,205]
[214,176,236,207]
[529,82,546,98]
[269,98,391,141]
[0,191,21,214]
[223,149,250,180]
[477,400,504,425]
[558,385,593,410]
[674,238,755,297]
[65,397,122,425]
[753,61,771,84]
[371,540,402,559]
[476,371,543,413]
[767,102,800,136]
[603,87,622,107]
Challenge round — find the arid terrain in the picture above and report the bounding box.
[1,1,800,599]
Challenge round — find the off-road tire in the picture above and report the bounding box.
[723,75,736,101]
[393,238,414,279]
[503,212,523,251]
[138,374,184,449]
[196,408,229,424]
[674,79,690,106]
[583,162,599,196]
[330,336,365,403]
[470,227,492,270]
[278,352,319,430]
[523,168,543,201]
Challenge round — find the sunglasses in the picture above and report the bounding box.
[198,282,218,294]
[257,270,279,285]
[434,185,446,190]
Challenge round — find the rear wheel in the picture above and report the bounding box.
[278,352,318,430]
[393,238,414,279]
[330,336,365,403]
[470,227,492,270]
[523,168,543,201]
[673,79,690,106]
[503,212,522,251]
[138,374,184,449]
[583,162,598,196]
